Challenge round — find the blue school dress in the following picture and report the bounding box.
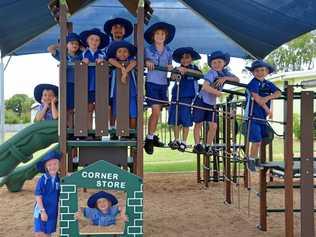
[145,44,173,106]
[83,206,120,226]
[245,77,280,142]
[34,174,60,234]
[53,50,82,109]
[37,104,55,120]
[168,64,200,127]
[193,69,235,123]
[82,48,106,103]
[110,67,137,119]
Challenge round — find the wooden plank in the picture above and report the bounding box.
[197,154,201,183]
[259,144,267,231]
[74,62,88,137]
[58,2,68,176]
[284,83,294,237]
[136,0,145,177]
[225,103,231,204]
[116,62,130,137]
[300,91,314,237]
[95,62,109,137]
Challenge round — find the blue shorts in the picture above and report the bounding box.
[67,83,74,110]
[112,96,137,119]
[193,97,218,123]
[145,82,168,106]
[168,97,194,127]
[248,122,269,143]
[34,217,57,234]
[88,91,95,103]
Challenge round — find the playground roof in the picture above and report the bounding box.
[0,0,315,59]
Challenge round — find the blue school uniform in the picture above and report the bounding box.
[53,50,82,109]
[34,174,60,234]
[168,64,200,127]
[193,69,235,123]
[82,48,106,103]
[110,67,137,119]
[83,206,119,226]
[245,77,280,142]
[145,44,173,106]
[37,104,55,120]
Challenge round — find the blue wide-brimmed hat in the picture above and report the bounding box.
[87,191,118,208]
[34,84,58,103]
[144,22,176,44]
[246,60,275,74]
[106,40,137,59]
[66,32,82,44]
[104,17,133,39]
[36,151,62,173]
[207,51,230,66]
[172,47,201,63]
[79,28,110,49]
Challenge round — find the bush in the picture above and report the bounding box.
[293,113,300,139]
[5,110,20,124]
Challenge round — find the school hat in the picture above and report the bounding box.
[87,191,118,208]
[104,17,133,39]
[36,151,62,173]
[106,40,137,59]
[207,51,230,66]
[172,47,201,63]
[79,28,110,49]
[34,84,58,103]
[144,22,176,44]
[66,32,82,45]
[245,60,275,74]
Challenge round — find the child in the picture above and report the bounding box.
[106,40,137,138]
[34,151,62,237]
[168,47,201,152]
[47,32,83,128]
[34,84,59,121]
[76,191,127,226]
[245,60,281,171]
[192,51,240,154]
[80,28,109,130]
[104,18,135,138]
[144,22,175,154]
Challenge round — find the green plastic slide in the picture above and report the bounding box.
[0,145,59,192]
[0,120,58,177]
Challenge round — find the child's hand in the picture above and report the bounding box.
[266,109,273,119]
[41,99,49,108]
[40,211,48,222]
[51,96,57,104]
[177,66,188,75]
[75,210,81,220]
[96,58,104,64]
[146,61,155,71]
[214,77,227,88]
[82,58,89,64]
[167,64,173,71]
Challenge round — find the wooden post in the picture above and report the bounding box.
[197,153,201,183]
[259,144,267,231]
[136,0,144,177]
[284,83,294,237]
[59,1,68,176]
[300,91,314,237]
[225,103,231,204]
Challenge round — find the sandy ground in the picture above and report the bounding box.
[0,172,311,237]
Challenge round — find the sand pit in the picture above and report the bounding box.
[0,172,309,236]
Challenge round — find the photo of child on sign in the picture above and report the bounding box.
[76,189,128,235]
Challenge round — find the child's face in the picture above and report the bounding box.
[111,24,126,40]
[211,58,225,71]
[116,48,130,61]
[42,90,51,104]
[180,53,193,67]
[67,41,80,54]
[153,29,167,44]
[87,34,101,50]
[45,158,59,175]
[253,67,269,80]
[96,198,111,212]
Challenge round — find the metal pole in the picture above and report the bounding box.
[0,51,4,144]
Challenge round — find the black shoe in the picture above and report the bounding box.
[168,140,180,150]
[178,142,187,152]
[193,144,205,154]
[247,157,258,172]
[205,145,213,156]
[144,138,154,155]
[153,135,164,147]
[110,133,119,140]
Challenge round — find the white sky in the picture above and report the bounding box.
[3,53,249,100]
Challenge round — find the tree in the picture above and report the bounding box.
[266,32,316,72]
[5,94,34,124]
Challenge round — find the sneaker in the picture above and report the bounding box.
[153,135,164,147]
[178,142,187,152]
[246,157,257,172]
[205,145,213,156]
[168,140,180,150]
[144,138,154,155]
[193,144,205,154]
